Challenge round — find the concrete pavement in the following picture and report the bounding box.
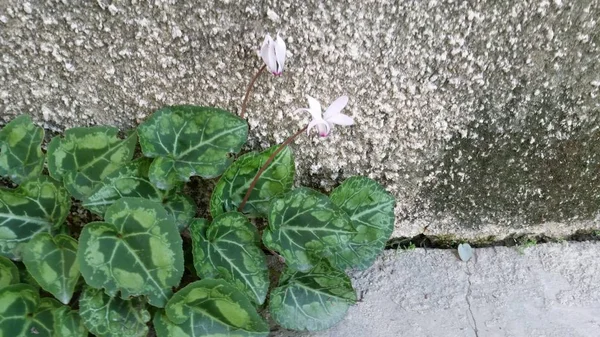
[271,242,600,337]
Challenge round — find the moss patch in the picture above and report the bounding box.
[386,228,600,250]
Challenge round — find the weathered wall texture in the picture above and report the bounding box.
[1,0,599,238]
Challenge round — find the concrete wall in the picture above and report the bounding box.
[1,0,599,238]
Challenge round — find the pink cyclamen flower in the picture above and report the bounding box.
[297,95,354,137]
[260,33,286,76]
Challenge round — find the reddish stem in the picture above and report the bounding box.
[267,247,285,263]
[240,65,267,119]
[237,126,308,212]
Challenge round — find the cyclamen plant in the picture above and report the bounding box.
[0,33,395,336]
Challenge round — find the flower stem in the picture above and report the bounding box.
[240,64,267,119]
[237,125,308,212]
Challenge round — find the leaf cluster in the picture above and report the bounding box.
[0,107,395,336]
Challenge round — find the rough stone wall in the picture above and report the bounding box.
[1,0,599,238]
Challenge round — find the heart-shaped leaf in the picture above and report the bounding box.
[79,286,150,337]
[0,256,19,288]
[53,307,88,337]
[329,176,396,269]
[17,262,40,289]
[155,279,269,337]
[162,190,197,231]
[78,197,184,307]
[269,262,357,331]
[82,158,161,215]
[82,159,197,230]
[190,213,269,305]
[263,188,357,272]
[22,233,80,304]
[0,176,71,259]
[210,145,294,218]
[47,126,137,200]
[0,115,45,184]
[137,105,248,190]
[15,261,41,291]
[0,284,62,337]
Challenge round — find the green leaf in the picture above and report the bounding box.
[137,105,248,190]
[30,298,62,336]
[329,176,396,269]
[22,233,80,304]
[210,145,294,218]
[190,213,269,305]
[47,126,137,200]
[82,159,197,230]
[263,188,357,272]
[79,286,150,337]
[82,158,161,215]
[0,115,45,184]
[163,189,197,231]
[17,262,40,289]
[53,307,88,337]
[156,279,269,337]
[153,312,183,337]
[269,262,357,331]
[0,284,62,337]
[77,197,184,307]
[0,256,19,288]
[0,176,71,259]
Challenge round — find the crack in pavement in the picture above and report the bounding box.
[465,263,480,337]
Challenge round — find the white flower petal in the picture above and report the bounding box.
[307,119,330,137]
[324,95,349,120]
[317,123,329,137]
[326,113,354,126]
[306,119,320,135]
[260,34,277,74]
[306,95,322,116]
[274,34,286,74]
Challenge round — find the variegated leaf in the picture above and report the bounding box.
[53,307,88,337]
[263,188,357,272]
[210,145,294,218]
[137,105,248,190]
[79,286,150,337]
[82,158,161,215]
[329,176,396,269]
[162,189,197,231]
[190,213,269,304]
[0,176,71,260]
[0,256,19,288]
[77,197,184,307]
[0,284,62,337]
[47,126,137,200]
[82,159,196,230]
[155,279,269,337]
[269,262,356,331]
[0,115,45,184]
[22,233,80,304]
[17,262,40,289]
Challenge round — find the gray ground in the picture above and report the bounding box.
[272,242,600,337]
[2,0,598,239]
